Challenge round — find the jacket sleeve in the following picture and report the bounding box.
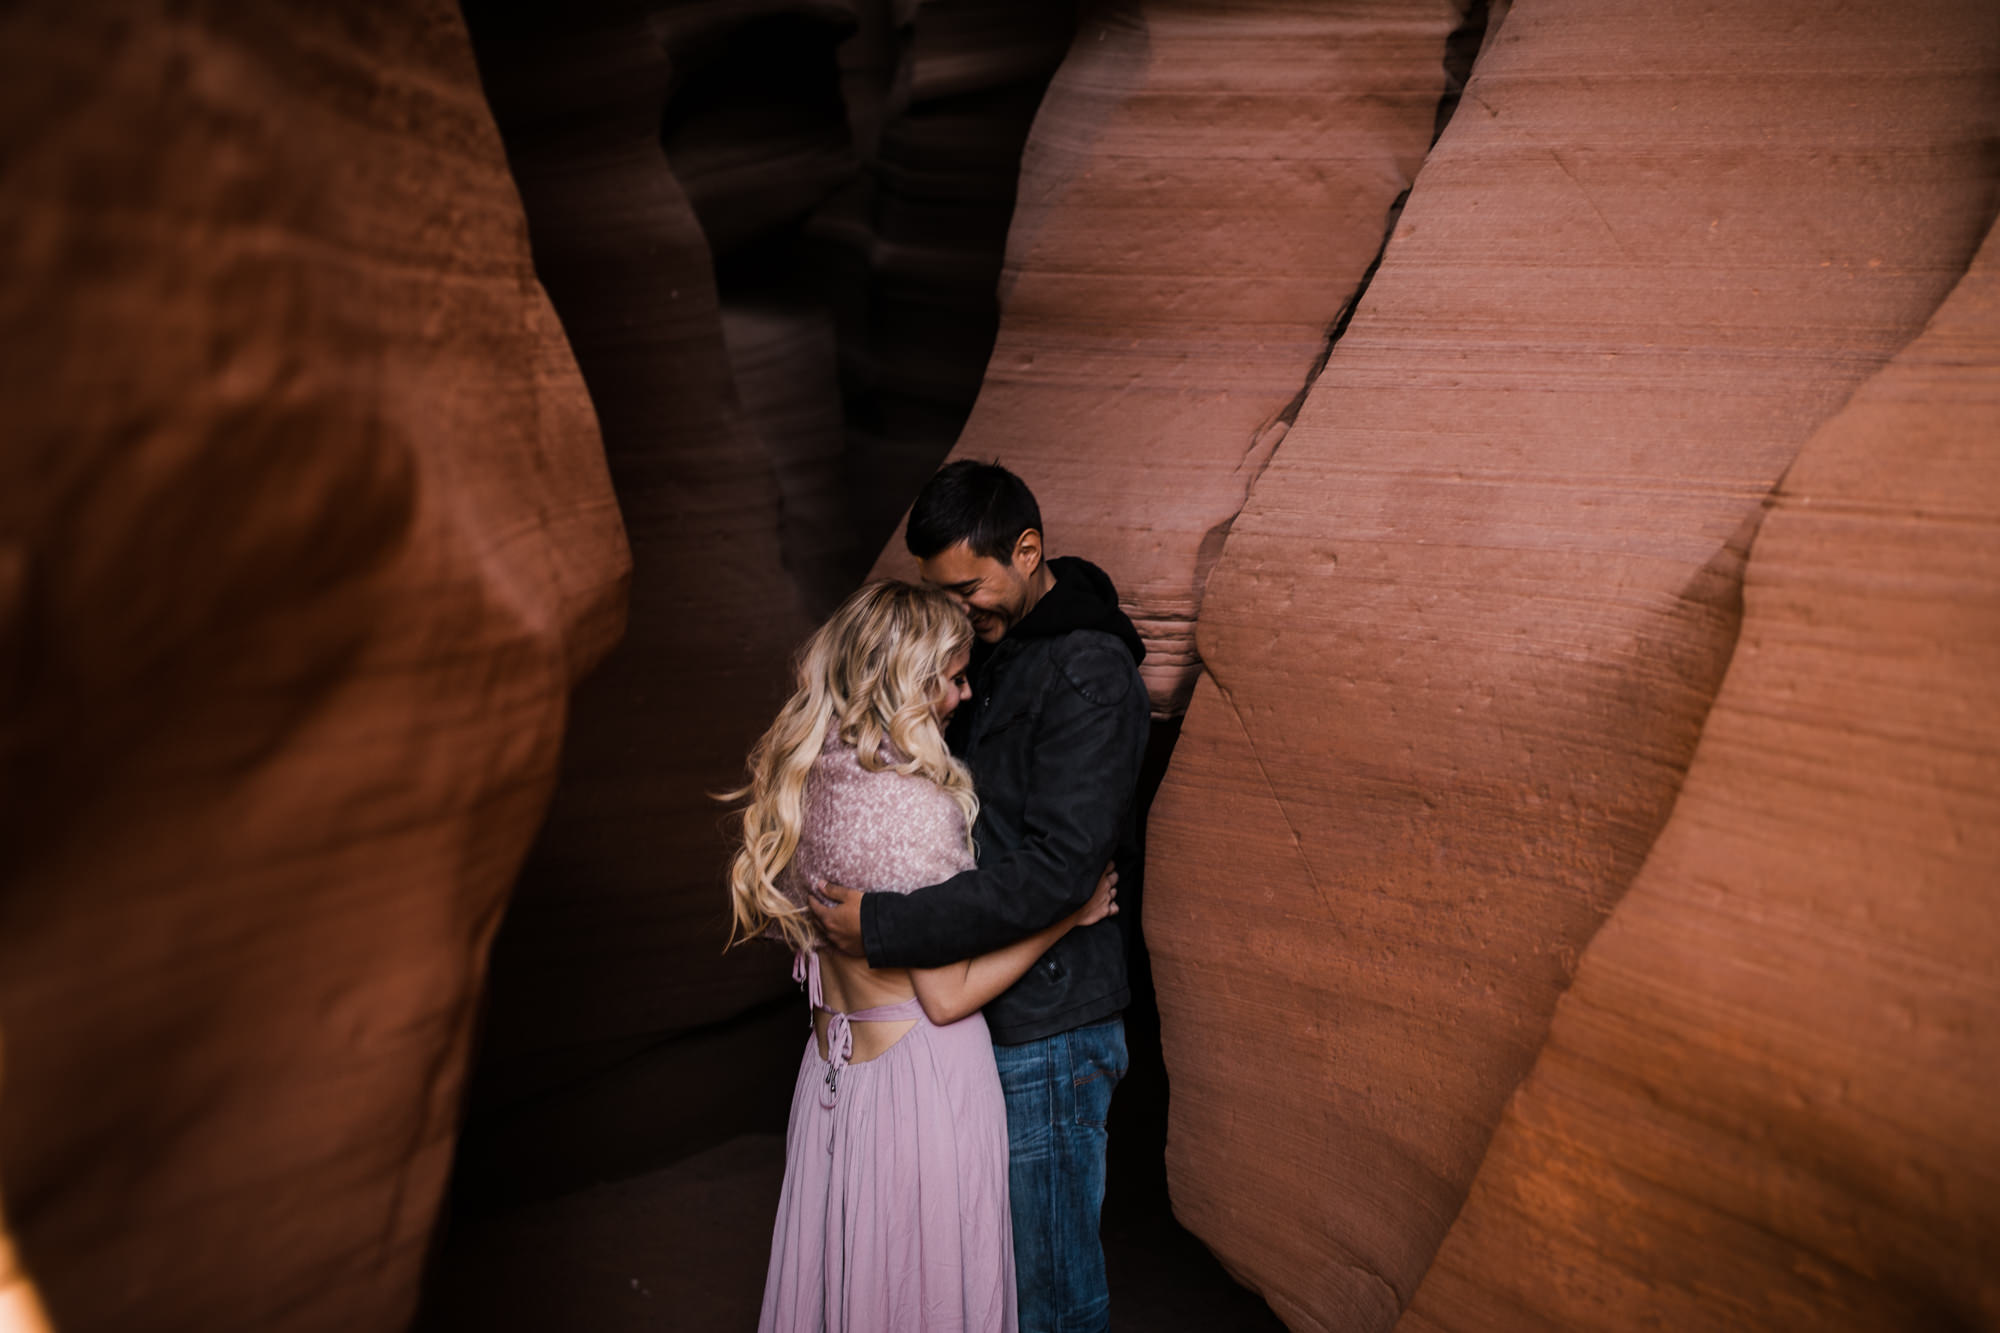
[859,636,1147,969]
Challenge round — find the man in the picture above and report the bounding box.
[811,459,1149,1333]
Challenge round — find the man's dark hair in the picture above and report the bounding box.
[905,459,1044,562]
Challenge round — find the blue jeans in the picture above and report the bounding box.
[992,1016,1127,1333]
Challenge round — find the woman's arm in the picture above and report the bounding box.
[909,865,1118,1026]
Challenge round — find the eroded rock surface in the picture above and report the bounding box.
[874,0,1476,713]
[1400,217,2000,1333]
[0,3,628,1328]
[1146,0,2000,1327]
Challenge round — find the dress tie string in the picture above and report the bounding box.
[795,950,854,1114]
[793,947,926,1152]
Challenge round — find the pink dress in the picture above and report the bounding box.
[757,733,1016,1333]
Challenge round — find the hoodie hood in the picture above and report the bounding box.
[1006,556,1147,666]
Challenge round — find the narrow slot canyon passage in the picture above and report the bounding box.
[3,3,1998,1332]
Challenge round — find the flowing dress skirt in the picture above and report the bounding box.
[758,1005,1016,1332]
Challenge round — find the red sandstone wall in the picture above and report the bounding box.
[1146,0,2000,1327]
[874,0,1476,714]
[1400,216,2000,1333]
[0,3,628,1328]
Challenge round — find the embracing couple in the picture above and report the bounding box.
[727,460,1149,1333]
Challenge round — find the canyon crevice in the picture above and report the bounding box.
[871,0,1481,717]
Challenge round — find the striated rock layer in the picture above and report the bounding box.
[1401,217,2000,1333]
[1146,0,2000,1327]
[0,3,628,1329]
[875,0,1476,714]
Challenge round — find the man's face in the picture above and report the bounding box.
[919,538,1036,643]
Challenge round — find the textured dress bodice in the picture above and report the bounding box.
[786,730,976,910]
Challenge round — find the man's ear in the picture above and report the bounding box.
[1011,528,1043,575]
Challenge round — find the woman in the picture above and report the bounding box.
[726,580,1117,1333]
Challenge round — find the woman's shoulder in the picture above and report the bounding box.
[800,731,972,889]
[812,727,926,787]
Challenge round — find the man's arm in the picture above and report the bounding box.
[834,636,1147,969]
[908,866,1118,1025]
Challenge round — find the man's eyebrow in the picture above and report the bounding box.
[942,578,980,593]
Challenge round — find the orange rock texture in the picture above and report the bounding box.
[875,0,1479,713]
[1401,216,2000,1333]
[1145,0,2000,1327]
[0,3,627,1329]
[0,1044,52,1333]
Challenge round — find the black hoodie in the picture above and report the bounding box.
[859,556,1149,1043]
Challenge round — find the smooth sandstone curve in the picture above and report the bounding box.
[1147,0,2000,1327]
[874,0,1476,714]
[0,3,628,1328]
[1401,214,2000,1333]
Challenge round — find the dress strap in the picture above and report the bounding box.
[794,951,851,1109]
[843,996,925,1022]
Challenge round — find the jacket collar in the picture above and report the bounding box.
[995,556,1146,665]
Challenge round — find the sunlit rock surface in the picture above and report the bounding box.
[0,2,628,1328]
[1401,217,2000,1333]
[877,0,1479,714]
[1146,0,2000,1327]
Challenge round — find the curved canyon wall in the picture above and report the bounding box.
[807,0,1082,598]
[449,1,814,1207]
[1400,214,2000,1333]
[1146,0,2000,1327]
[0,3,628,1329]
[873,0,1481,713]
[449,0,1080,1207]
[5,1,1997,1329]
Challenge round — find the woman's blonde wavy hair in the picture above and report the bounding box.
[724,579,978,955]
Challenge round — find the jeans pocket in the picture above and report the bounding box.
[1068,1019,1127,1129]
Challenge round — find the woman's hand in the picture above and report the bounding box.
[1072,863,1119,927]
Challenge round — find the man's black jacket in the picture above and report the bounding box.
[859,556,1149,1044]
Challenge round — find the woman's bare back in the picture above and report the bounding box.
[812,951,917,1061]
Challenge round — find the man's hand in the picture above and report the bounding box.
[808,882,865,957]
